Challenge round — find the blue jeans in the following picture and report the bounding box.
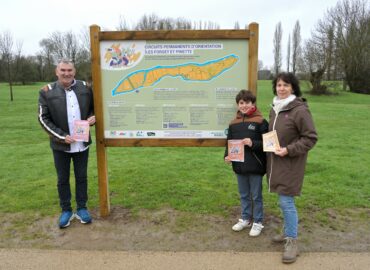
[52,149,89,212]
[279,195,298,238]
[236,174,263,223]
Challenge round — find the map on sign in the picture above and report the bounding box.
[100,40,248,139]
[112,54,239,96]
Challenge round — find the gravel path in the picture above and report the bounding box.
[1,249,369,270]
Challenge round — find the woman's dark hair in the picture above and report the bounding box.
[272,72,302,97]
[235,89,256,103]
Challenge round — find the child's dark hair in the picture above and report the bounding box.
[235,89,256,104]
[272,72,302,97]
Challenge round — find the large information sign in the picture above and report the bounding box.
[100,40,247,139]
[90,25,259,216]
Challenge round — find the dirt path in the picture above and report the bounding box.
[1,249,369,270]
[0,207,369,269]
[1,207,369,252]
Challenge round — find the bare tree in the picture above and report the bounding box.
[305,0,369,93]
[135,14,160,30]
[39,39,55,81]
[273,22,283,75]
[174,18,192,30]
[0,31,14,101]
[291,20,301,75]
[38,30,90,81]
[12,40,23,83]
[303,38,328,94]
[329,0,370,93]
[46,31,81,63]
[117,15,130,31]
[286,34,291,72]
[258,60,264,71]
[325,23,335,80]
[130,14,219,31]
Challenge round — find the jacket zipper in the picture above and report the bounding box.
[243,113,264,169]
[268,103,294,191]
[252,152,263,167]
[268,110,279,192]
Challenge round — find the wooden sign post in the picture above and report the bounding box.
[90,23,259,216]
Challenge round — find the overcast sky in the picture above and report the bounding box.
[1,0,340,68]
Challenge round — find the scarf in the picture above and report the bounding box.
[272,94,296,114]
[234,107,264,124]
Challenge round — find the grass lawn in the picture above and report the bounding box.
[0,81,369,226]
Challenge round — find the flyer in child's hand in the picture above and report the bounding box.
[228,140,244,162]
[72,120,90,142]
[263,130,280,152]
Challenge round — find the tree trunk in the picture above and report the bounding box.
[6,59,13,101]
[310,68,326,94]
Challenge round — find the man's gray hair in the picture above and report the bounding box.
[57,58,75,67]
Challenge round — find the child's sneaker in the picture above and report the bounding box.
[232,219,252,231]
[249,222,264,236]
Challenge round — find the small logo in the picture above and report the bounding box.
[136,131,144,137]
[248,124,256,130]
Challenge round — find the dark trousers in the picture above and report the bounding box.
[52,149,89,212]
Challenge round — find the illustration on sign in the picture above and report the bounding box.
[103,43,145,70]
[112,54,239,96]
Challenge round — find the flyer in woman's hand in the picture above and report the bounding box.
[262,130,280,152]
[72,120,90,142]
[228,140,244,162]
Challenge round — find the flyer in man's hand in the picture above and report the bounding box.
[72,120,90,142]
[228,140,244,162]
[263,130,280,152]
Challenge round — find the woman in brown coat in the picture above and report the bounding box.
[267,72,318,264]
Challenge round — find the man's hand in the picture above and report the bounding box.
[65,135,75,144]
[87,116,96,125]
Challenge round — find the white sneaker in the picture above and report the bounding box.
[232,219,252,231]
[249,222,264,237]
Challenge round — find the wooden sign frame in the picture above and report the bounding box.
[90,23,259,216]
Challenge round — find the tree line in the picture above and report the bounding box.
[272,0,369,94]
[1,0,369,100]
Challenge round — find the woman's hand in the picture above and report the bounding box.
[275,147,288,157]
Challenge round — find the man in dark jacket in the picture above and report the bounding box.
[38,59,95,228]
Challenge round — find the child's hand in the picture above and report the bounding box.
[242,138,253,147]
[224,156,232,164]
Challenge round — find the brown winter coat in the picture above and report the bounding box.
[266,97,318,196]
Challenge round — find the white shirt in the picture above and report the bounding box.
[65,81,88,153]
